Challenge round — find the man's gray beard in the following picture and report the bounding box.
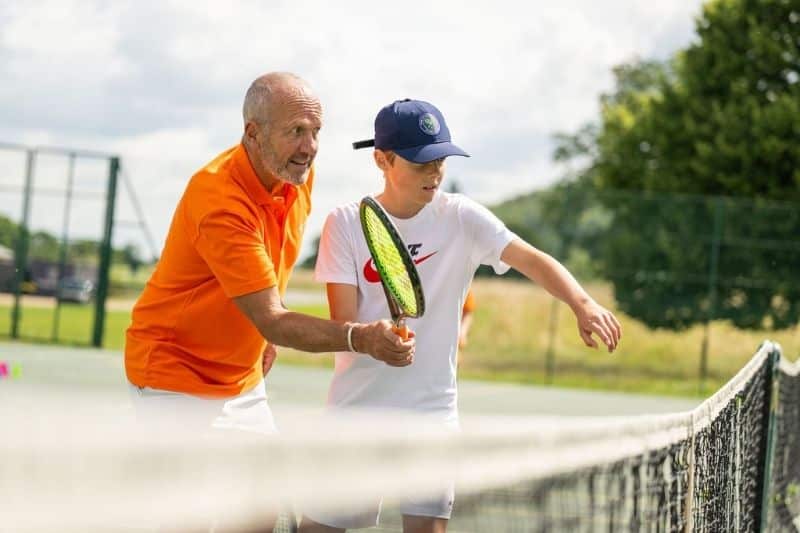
[276,166,309,186]
[261,145,309,186]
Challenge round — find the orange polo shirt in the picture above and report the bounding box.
[125,144,313,397]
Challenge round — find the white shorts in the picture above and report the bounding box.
[304,415,458,529]
[127,378,277,436]
[304,484,455,529]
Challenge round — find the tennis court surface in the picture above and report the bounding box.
[1,340,797,531]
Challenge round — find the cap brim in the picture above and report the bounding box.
[394,142,470,163]
[352,139,375,150]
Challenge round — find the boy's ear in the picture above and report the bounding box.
[373,150,388,171]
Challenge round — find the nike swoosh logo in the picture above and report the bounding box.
[413,252,437,265]
[363,251,437,283]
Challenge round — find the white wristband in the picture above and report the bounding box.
[346,324,357,352]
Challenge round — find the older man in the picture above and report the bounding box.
[125,72,414,437]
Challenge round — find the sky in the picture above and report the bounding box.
[0,0,705,260]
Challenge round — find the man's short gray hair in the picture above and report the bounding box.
[242,72,307,129]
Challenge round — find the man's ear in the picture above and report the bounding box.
[244,121,259,143]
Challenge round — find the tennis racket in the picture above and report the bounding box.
[359,196,425,340]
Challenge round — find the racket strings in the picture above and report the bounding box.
[362,207,418,316]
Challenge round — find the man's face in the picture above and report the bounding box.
[254,93,322,186]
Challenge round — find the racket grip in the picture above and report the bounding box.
[392,324,410,340]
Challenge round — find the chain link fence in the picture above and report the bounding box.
[0,142,155,348]
[482,185,800,387]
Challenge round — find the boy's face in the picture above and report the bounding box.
[376,150,446,207]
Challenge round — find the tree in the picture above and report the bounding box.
[122,244,143,275]
[561,0,800,330]
[0,214,16,250]
[300,234,321,269]
[28,231,60,262]
[446,179,463,194]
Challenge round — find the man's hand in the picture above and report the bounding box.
[352,320,416,367]
[262,343,277,377]
[573,300,622,353]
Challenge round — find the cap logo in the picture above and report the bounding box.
[418,113,441,136]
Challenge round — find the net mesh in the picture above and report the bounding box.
[2,341,799,532]
[444,444,691,531]
[361,204,418,316]
[369,342,792,533]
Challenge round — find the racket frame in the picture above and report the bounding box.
[359,196,426,332]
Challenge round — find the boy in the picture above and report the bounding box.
[302,99,621,533]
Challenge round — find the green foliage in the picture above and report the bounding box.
[0,214,16,250]
[300,234,320,269]
[114,243,143,274]
[67,239,100,261]
[28,231,60,261]
[596,1,800,199]
[557,0,800,330]
[481,178,610,281]
[445,179,463,194]
[0,212,145,274]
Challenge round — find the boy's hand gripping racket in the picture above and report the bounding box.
[359,196,425,340]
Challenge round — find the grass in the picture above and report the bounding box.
[2,269,798,398]
[0,300,329,352]
[458,278,800,397]
[0,302,130,346]
[109,263,155,298]
[276,271,800,397]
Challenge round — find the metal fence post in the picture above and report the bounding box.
[92,156,119,347]
[51,152,76,342]
[11,149,35,339]
[544,298,560,384]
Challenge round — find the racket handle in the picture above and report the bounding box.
[392,324,410,340]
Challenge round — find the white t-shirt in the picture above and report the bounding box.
[314,191,517,424]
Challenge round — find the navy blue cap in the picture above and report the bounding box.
[352,99,469,163]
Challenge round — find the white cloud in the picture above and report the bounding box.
[0,0,703,259]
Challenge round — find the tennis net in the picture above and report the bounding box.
[366,340,800,532]
[1,341,798,532]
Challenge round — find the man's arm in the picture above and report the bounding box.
[500,239,622,352]
[323,282,414,367]
[234,285,414,366]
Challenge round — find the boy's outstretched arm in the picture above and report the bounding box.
[500,239,622,352]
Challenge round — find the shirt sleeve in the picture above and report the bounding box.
[314,209,358,286]
[194,208,277,298]
[460,196,517,275]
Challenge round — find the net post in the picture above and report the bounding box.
[92,156,119,348]
[758,341,782,532]
[734,392,742,531]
